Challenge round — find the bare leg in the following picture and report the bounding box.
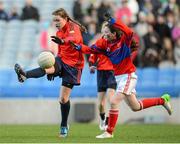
[106,88,116,106]
[98,88,116,130]
[98,91,107,130]
[45,66,55,74]
[98,89,116,111]
[98,92,106,114]
[124,93,141,111]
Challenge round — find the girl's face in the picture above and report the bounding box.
[53,15,67,30]
[101,25,116,41]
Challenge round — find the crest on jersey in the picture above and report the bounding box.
[106,47,110,52]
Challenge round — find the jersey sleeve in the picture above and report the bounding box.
[109,18,133,42]
[88,54,98,66]
[131,50,138,62]
[81,38,107,54]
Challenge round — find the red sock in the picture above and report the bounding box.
[139,98,164,109]
[107,109,119,135]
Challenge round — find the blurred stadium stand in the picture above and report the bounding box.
[0,67,180,98]
[0,0,179,99]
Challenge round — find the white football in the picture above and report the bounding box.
[38,51,55,69]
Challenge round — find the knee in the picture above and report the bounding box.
[99,104,105,113]
[129,102,141,112]
[99,103,103,109]
[60,97,69,104]
[99,100,105,106]
[110,97,118,105]
[109,97,119,109]
[99,98,105,107]
[130,106,140,112]
[110,100,119,109]
[45,66,55,74]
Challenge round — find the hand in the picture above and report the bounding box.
[69,41,82,51]
[47,74,55,81]
[89,66,96,74]
[51,36,64,45]
[104,12,112,21]
[104,12,115,25]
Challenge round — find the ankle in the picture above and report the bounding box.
[106,130,113,135]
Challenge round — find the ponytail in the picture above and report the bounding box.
[68,17,87,33]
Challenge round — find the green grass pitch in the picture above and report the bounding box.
[0,124,180,143]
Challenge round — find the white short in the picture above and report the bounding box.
[115,72,137,95]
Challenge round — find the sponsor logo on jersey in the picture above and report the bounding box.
[106,47,110,52]
[69,30,75,33]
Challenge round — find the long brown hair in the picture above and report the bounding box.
[52,8,87,33]
[102,21,138,52]
[101,21,122,39]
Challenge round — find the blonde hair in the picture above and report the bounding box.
[52,8,87,33]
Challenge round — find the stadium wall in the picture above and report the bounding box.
[0,98,179,124]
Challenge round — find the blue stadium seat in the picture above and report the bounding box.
[158,68,174,87]
[5,34,20,43]
[0,20,6,29]
[24,78,43,87]
[23,20,38,29]
[0,69,12,86]
[81,65,91,85]
[136,68,159,97]
[136,68,142,86]
[174,69,180,82]
[174,69,180,95]
[0,70,14,97]
[7,20,22,29]
[36,76,60,97]
[141,68,158,86]
[71,64,97,98]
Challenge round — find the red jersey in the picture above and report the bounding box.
[56,21,84,69]
[89,53,114,70]
[80,18,136,75]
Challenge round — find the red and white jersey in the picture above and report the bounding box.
[80,18,136,75]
